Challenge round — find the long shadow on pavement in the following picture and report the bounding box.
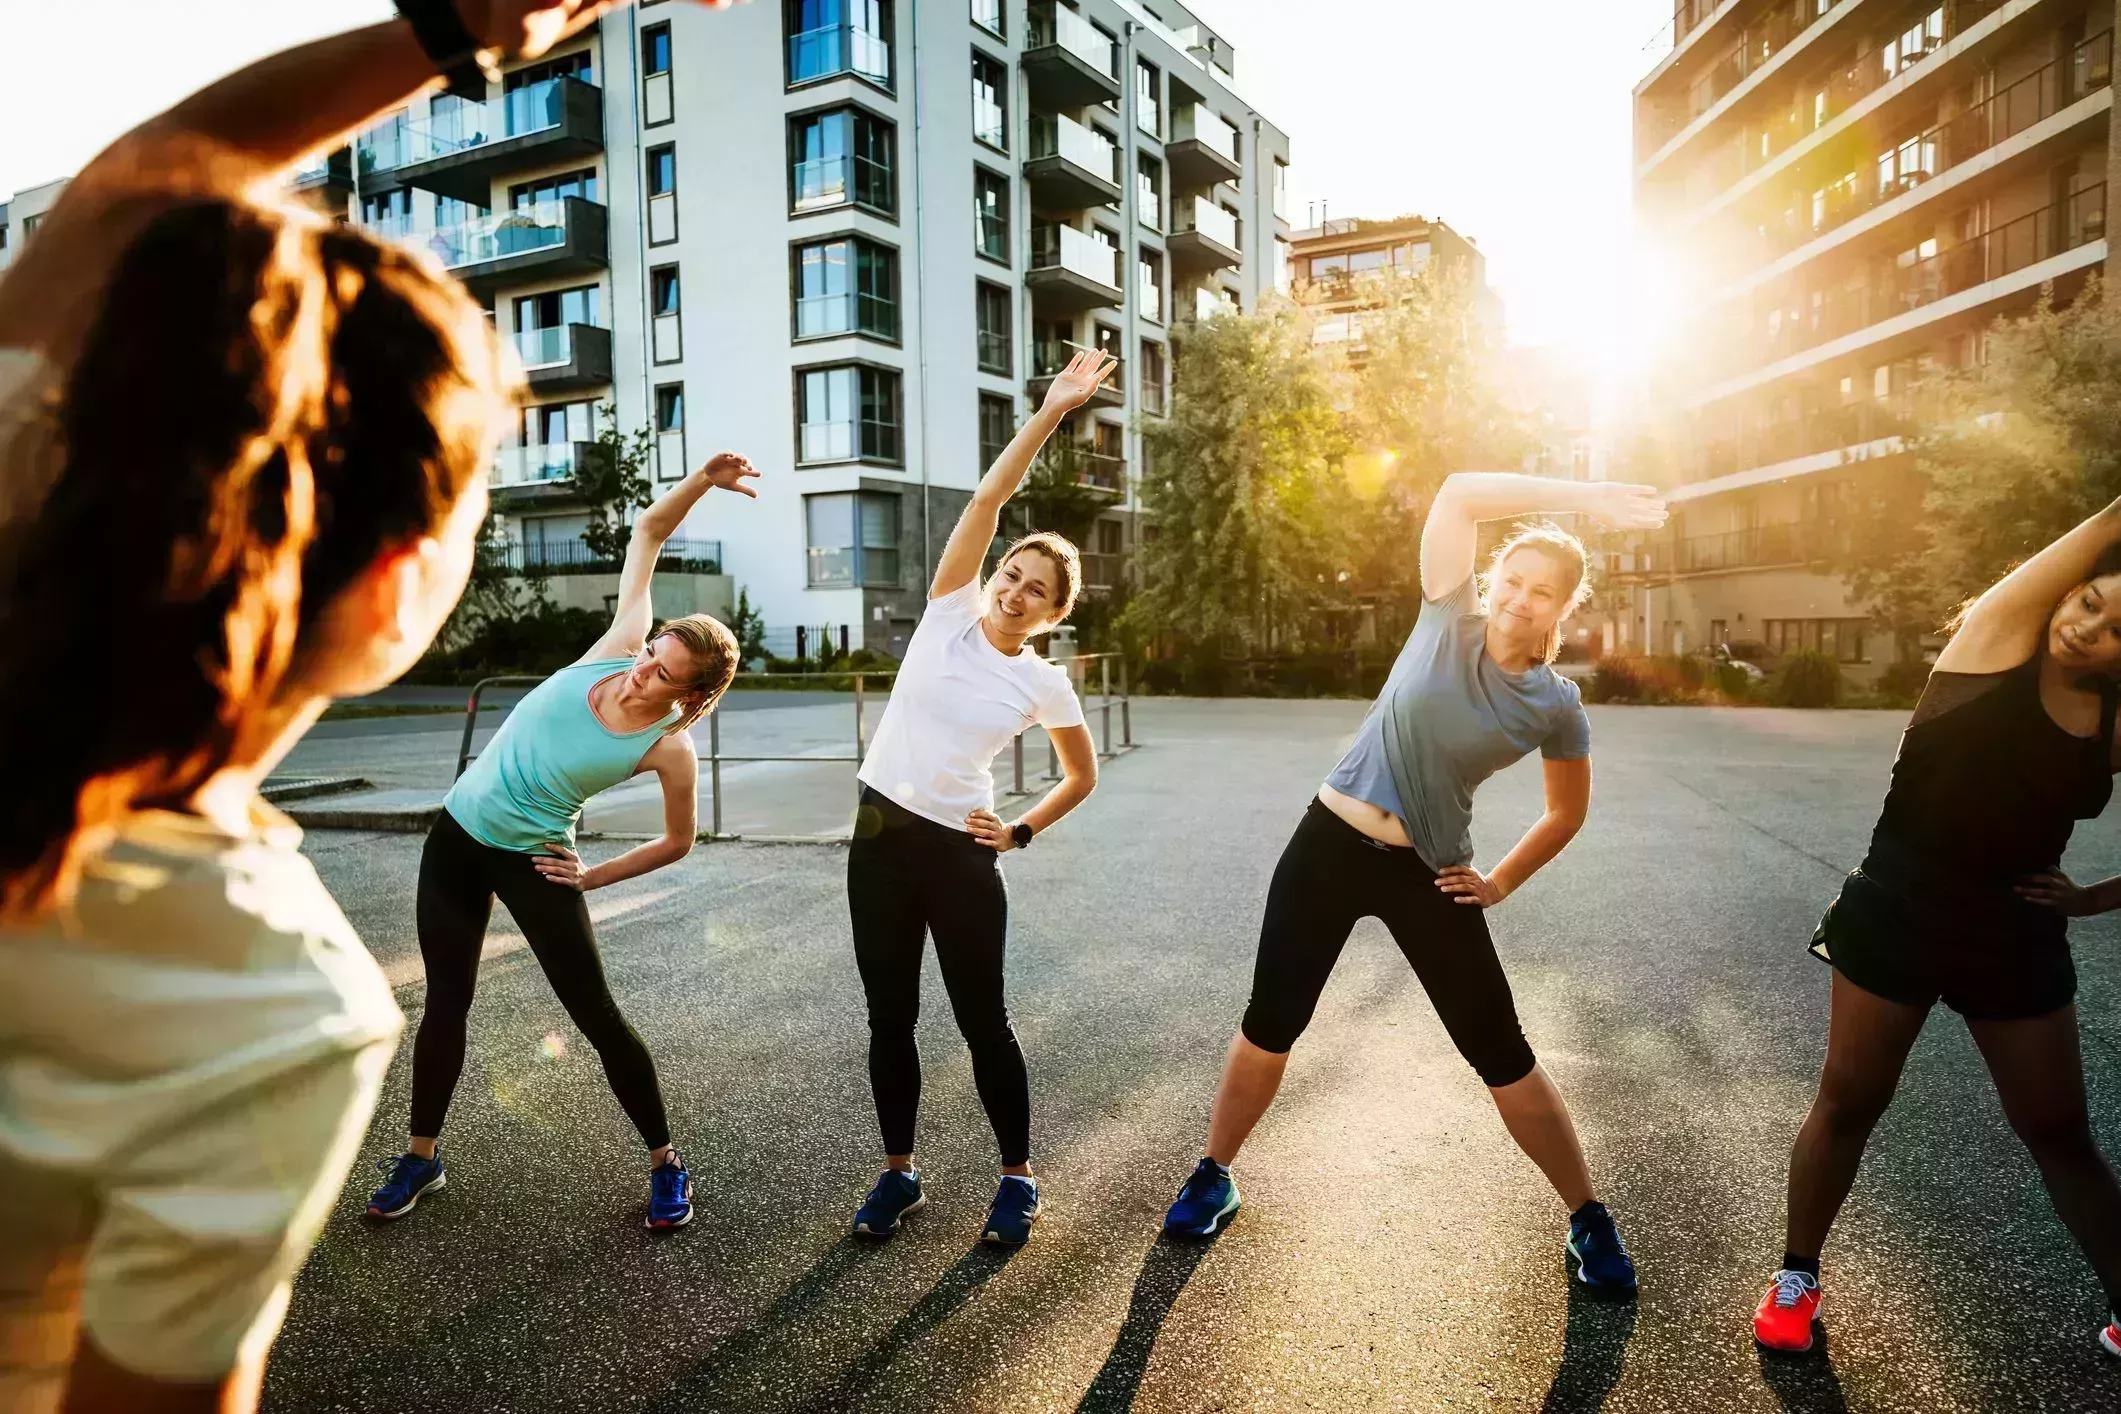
[644,1239,876,1413]
[1755,1332,1851,1413]
[1075,1237,1214,1412]
[1538,1283,1639,1413]
[799,1242,1021,1411]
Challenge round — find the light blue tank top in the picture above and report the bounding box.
[442,658,676,853]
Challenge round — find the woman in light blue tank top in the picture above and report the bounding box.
[368,452,759,1233]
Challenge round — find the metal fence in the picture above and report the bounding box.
[452,651,1137,840]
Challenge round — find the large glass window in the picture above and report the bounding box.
[978,392,1014,468]
[647,146,677,198]
[1138,246,1163,325]
[1136,152,1162,231]
[524,399,599,446]
[1135,59,1161,136]
[798,365,903,464]
[511,169,599,209]
[787,0,893,89]
[1140,338,1167,415]
[791,107,896,215]
[507,50,594,90]
[806,490,901,587]
[793,237,899,341]
[972,0,1004,37]
[974,166,1009,261]
[651,266,681,316]
[515,284,603,331]
[972,51,1007,150]
[976,281,1011,374]
[361,187,414,239]
[643,24,672,76]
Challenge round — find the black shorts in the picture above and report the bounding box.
[1809,867,2075,1021]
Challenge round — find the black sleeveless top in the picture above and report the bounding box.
[1864,655,2117,911]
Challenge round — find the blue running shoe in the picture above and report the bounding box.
[1163,1157,1241,1239]
[366,1149,446,1220]
[853,1168,925,1238]
[647,1150,693,1230]
[982,1175,1041,1246]
[1566,1201,1637,1299]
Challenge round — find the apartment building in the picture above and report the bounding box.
[1628,0,2115,674]
[0,178,66,276]
[315,0,1290,657]
[1286,213,1503,347]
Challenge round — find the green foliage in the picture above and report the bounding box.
[1866,657,1932,709]
[1582,655,1758,705]
[1771,650,1843,708]
[434,510,551,655]
[1013,442,1109,551]
[414,603,609,682]
[728,587,769,664]
[578,410,657,563]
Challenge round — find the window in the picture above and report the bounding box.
[974,167,1009,261]
[643,23,672,75]
[972,51,1007,150]
[806,490,901,587]
[648,147,677,198]
[1140,338,1167,416]
[361,187,414,236]
[1273,158,1288,221]
[436,196,489,229]
[790,107,896,215]
[20,213,41,241]
[1135,59,1161,137]
[1137,246,1163,324]
[798,364,903,463]
[507,50,594,90]
[1763,618,1867,663]
[976,281,1012,373]
[515,284,604,331]
[512,169,599,209]
[787,0,893,89]
[656,384,685,432]
[1136,152,1162,230]
[972,0,1003,37]
[792,236,900,340]
[978,393,1014,468]
[652,266,681,316]
[524,398,599,446]
[647,145,678,244]
[651,265,682,363]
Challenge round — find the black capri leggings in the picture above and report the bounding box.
[1240,798,1537,1088]
[409,809,672,1149]
[847,787,1030,1166]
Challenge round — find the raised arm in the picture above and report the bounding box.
[1420,473,1667,602]
[582,451,757,663]
[1937,498,2121,674]
[930,348,1116,599]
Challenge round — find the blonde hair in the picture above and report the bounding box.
[648,614,741,735]
[1477,521,1591,665]
[996,531,1082,626]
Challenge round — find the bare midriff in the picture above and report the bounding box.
[1317,782,1412,848]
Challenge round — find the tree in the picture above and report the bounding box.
[1836,277,2121,643]
[1013,437,1110,550]
[1126,304,1354,655]
[577,410,657,563]
[728,586,768,664]
[434,509,549,652]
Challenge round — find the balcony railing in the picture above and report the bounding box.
[1029,113,1118,183]
[494,442,588,488]
[1722,183,2106,379]
[1030,223,1120,288]
[978,329,1011,372]
[1030,3,1115,79]
[1138,184,1162,230]
[514,324,579,369]
[1173,103,1238,159]
[1642,0,1855,142]
[1030,339,1121,382]
[1138,91,1161,139]
[1139,268,1163,323]
[356,121,414,175]
[412,77,582,162]
[1639,0,1731,69]
[1141,370,1167,416]
[793,152,892,212]
[1193,284,1235,321]
[796,286,898,341]
[1081,551,1126,590]
[368,211,418,243]
[789,18,891,87]
[1074,449,1126,493]
[1675,519,1846,573]
[502,537,723,574]
[1176,195,1238,249]
[1683,390,1917,484]
[431,200,579,270]
[1744,30,2111,264]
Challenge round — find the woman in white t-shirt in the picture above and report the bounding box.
[0,3,726,1410]
[847,349,1115,1248]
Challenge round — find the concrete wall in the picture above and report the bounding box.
[541,569,735,622]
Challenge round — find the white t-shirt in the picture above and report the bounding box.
[0,806,402,1411]
[858,580,1087,829]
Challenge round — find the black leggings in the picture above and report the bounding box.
[1240,798,1537,1088]
[847,787,1029,1165]
[409,810,671,1149]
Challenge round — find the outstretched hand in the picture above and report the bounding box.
[1583,482,1668,532]
[462,0,745,63]
[700,451,760,498]
[1040,348,1119,415]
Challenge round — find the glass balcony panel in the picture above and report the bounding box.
[494,443,580,487]
[514,325,574,369]
[790,21,891,87]
[431,201,573,269]
[1174,103,1236,157]
[1181,195,1238,248]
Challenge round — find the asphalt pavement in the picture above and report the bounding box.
[265,699,2121,1413]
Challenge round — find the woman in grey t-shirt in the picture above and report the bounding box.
[1161,472,1666,1299]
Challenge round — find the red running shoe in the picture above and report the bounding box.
[1753,1269,1822,1353]
[2100,1316,2121,1357]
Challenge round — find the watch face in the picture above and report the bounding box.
[1012,822,1033,846]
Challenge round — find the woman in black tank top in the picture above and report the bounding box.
[1753,504,2121,1359]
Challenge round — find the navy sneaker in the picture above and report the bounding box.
[1566,1201,1637,1298]
[1163,1158,1241,1239]
[981,1175,1041,1246]
[853,1168,925,1238]
[647,1150,693,1230]
[366,1149,446,1220]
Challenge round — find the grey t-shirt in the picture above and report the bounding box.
[1325,574,1591,869]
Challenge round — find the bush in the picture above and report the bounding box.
[412,604,608,682]
[1865,656,1932,709]
[1772,649,1843,708]
[1711,662,1759,701]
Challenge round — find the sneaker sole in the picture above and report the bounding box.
[366,1170,446,1221]
[2100,1326,2121,1358]
[854,1191,926,1238]
[981,1202,1042,1246]
[1162,1190,1241,1240]
[1564,1236,1637,1301]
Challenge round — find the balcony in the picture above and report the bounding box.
[789,16,892,89]
[1026,224,1122,310]
[1025,3,1120,107]
[1168,195,1240,269]
[1028,340,1123,409]
[1740,30,2111,269]
[1073,448,1127,496]
[1714,184,2107,383]
[1681,390,1915,488]
[1081,551,1127,592]
[1640,0,1858,150]
[1025,114,1121,210]
[1138,268,1163,324]
[290,148,354,197]
[391,78,605,206]
[502,536,723,574]
[1167,104,1241,188]
[513,323,613,393]
[432,198,609,299]
[1188,283,1236,323]
[491,440,607,506]
[1674,519,1844,574]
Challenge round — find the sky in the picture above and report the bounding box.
[0,0,1678,357]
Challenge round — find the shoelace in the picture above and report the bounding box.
[1183,1163,1223,1204]
[1771,1269,1819,1309]
[653,1161,686,1203]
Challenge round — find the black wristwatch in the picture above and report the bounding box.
[394,0,498,95]
[1011,822,1035,850]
